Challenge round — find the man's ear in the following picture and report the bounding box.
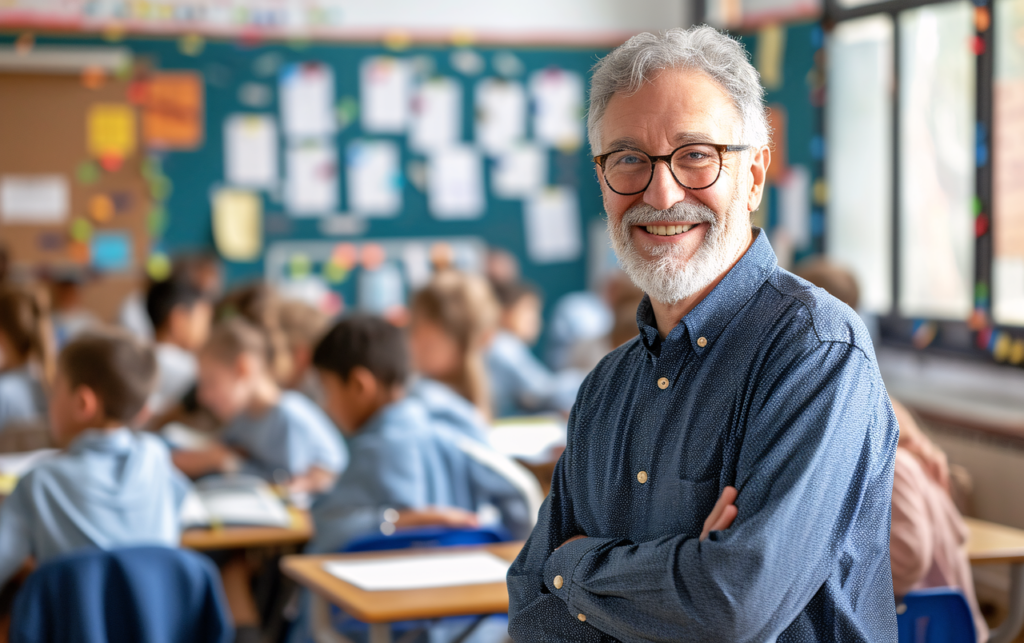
[349,366,379,400]
[746,146,771,213]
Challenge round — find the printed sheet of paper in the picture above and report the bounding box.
[285,143,338,217]
[529,69,584,150]
[324,551,512,592]
[360,56,411,134]
[492,144,547,200]
[280,62,336,139]
[777,165,811,249]
[87,103,137,159]
[224,114,278,189]
[427,146,484,220]
[524,186,582,263]
[475,78,526,155]
[212,188,263,261]
[346,140,402,217]
[410,77,462,153]
[0,175,68,223]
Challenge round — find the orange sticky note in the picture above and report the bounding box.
[89,194,115,222]
[142,73,204,150]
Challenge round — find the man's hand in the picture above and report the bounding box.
[700,486,738,541]
[395,507,480,530]
[554,485,739,551]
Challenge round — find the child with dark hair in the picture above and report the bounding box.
[0,330,182,588]
[146,276,212,416]
[485,279,584,418]
[0,286,55,433]
[173,318,346,494]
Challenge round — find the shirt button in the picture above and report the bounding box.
[637,471,648,484]
[578,613,587,622]
[553,575,564,589]
[657,377,670,390]
[697,336,708,347]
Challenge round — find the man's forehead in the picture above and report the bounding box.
[600,68,741,150]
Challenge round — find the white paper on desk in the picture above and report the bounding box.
[524,186,581,263]
[0,175,68,224]
[285,142,338,217]
[474,78,526,156]
[492,144,547,200]
[180,475,291,529]
[346,140,402,217]
[224,114,277,189]
[0,449,59,478]
[324,552,511,592]
[529,68,584,150]
[410,77,462,153]
[489,421,566,463]
[161,422,215,451]
[427,146,484,220]
[360,56,411,134]
[280,62,336,139]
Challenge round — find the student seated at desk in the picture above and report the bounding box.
[278,299,331,403]
[407,271,498,442]
[0,330,181,588]
[485,280,584,419]
[307,315,539,555]
[0,286,54,434]
[173,318,346,495]
[146,276,213,417]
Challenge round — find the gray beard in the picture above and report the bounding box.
[608,194,749,305]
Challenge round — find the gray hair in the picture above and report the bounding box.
[587,25,770,155]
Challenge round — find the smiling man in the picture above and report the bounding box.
[506,27,899,642]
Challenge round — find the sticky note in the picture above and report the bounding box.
[90,232,132,272]
[88,194,115,222]
[147,252,172,281]
[212,189,262,262]
[87,103,136,160]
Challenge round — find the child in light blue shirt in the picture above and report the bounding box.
[173,318,346,495]
[0,286,54,433]
[0,330,181,588]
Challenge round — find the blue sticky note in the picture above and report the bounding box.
[90,232,132,272]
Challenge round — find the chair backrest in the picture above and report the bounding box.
[342,526,510,553]
[10,546,233,643]
[897,587,976,643]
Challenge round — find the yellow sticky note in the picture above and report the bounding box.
[756,24,786,92]
[212,189,262,262]
[87,103,136,160]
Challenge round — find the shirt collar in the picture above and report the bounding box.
[358,396,425,437]
[636,227,777,356]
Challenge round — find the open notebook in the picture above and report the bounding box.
[489,415,567,464]
[179,474,292,529]
[323,551,512,592]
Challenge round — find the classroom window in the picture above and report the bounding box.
[897,1,975,320]
[992,0,1024,326]
[825,15,894,314]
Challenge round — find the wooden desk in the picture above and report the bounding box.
[281,541,524,643]
[180,507,313,551]
[967,518,1024,643]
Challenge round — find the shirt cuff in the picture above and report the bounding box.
[542,536,610,608]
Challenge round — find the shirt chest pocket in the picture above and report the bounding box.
[650,477,720,539]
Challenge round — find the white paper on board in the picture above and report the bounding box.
[360,56,412,134]
[427,146,484,220]
[280,62,336,139]
[323,551,511,592]
[285,142,338,217]
[524,186,582,263]
[493,144,547,200]
[224,114,278,189]
[346,140,402,217]
[0,175,68,224]
[409,77,462,153]
[529,68,585,150]
[474,78,526,155]
[777,165,811,249]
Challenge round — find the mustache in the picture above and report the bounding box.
[620,201,718,228]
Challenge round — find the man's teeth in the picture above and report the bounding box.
[644,224,696,236]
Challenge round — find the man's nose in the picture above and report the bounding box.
[643,160,688,211]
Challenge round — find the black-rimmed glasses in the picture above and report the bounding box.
[593,143,751,195]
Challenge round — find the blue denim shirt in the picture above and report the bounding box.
[507,229,899,642]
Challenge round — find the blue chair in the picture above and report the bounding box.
[309,527,512,643]
[10,545,234,643]
[897,587,976,643]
